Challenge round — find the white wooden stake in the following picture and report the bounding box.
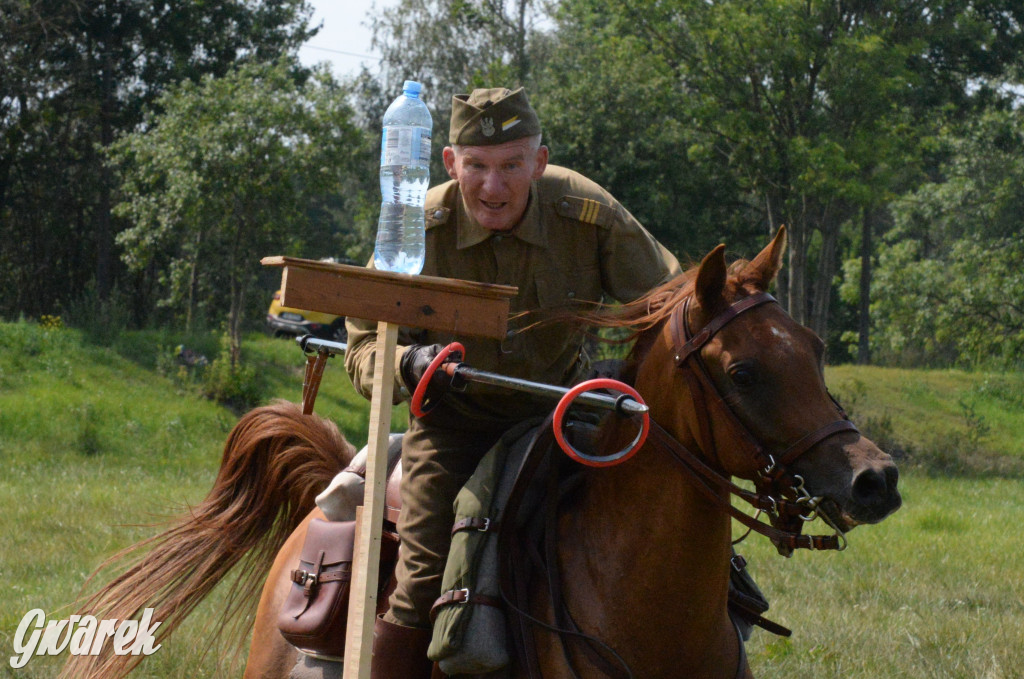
[343,321,399,679]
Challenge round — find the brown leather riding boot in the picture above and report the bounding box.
[370,615,435,679]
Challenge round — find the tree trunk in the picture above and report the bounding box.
[228,273,241,369]
[227,209,248,368]
[857,207,873,364]
[515,0,530,84]
[95,40,116,301]
[810,214,839,339]
[230,280,247,368]
[765,191,789,310]
[186,231,202,333]
[786,210,808,325]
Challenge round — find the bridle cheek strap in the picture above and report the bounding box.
[664,290,853,551]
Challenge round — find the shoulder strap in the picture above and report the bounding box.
[425,205,451,229]
[554,195,616,228]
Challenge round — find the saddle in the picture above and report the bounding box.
[281,422,785,675]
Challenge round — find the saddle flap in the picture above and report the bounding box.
[385,462,403,525]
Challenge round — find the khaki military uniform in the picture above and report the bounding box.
[345,164,681,627]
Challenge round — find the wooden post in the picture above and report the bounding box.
[261,257,517,679]
[343,320,397,679]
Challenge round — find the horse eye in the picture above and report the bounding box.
[729,365,757,388]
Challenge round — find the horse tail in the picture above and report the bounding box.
[59,400,355,679]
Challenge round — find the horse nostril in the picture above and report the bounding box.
[852,468,888,505]
[852,465,901,515]
[886,464,899,490]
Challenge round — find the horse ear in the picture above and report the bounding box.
[740,225,787,290]
[695,244,728,313]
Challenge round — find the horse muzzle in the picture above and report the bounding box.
[826,455,902,531]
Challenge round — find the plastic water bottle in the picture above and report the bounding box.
[374,80,432,274]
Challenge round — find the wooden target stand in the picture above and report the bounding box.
[262,256,517,679]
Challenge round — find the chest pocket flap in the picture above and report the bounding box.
[555,195,616,228]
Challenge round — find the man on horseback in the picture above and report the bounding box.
[345,86,681,678]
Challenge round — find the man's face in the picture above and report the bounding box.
[442,137,548,232]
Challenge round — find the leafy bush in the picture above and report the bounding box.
[198,334,267,412]
[152,332,266,411]
[856,236,1024,369]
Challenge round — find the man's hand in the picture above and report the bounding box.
[400,343,449,393]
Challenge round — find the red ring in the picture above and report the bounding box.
[553,378,649,467]
[410,342,465,418]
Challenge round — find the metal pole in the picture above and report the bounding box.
[297,335,347,355]
[444,364,648,416]
[296,334,647,416]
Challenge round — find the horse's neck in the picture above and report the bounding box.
[553,443,737,675]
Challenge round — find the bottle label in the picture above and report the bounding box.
[382,126,431,166]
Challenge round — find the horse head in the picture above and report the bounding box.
[634,227,901,554]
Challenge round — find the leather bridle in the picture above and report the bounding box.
[497,291,857,679]
[648,291,858,552]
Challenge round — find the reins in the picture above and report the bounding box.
[498,418,635,679]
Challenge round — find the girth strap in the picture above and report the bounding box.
[290,567,350,588]
[301,350,330,415]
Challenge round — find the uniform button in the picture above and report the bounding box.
[493,235,503,243]
[567,291,575,299]
[506,330,516,339]
[433,210,444,220]
[560,201,570,211]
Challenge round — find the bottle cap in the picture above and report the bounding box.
[403,80,422,97]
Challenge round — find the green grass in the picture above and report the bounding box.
[0,321,405,678]
[828,366,1024,476]
[742,473,1024,678]
[1,320,1021,677]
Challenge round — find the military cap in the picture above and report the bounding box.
[449,87,542,145]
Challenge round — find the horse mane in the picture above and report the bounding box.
[519,256,756,363]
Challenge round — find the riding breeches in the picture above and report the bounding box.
[384,415,506,628]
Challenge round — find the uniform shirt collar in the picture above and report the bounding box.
[455,182,547,249]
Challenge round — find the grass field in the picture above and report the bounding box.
[1,320,1022,678]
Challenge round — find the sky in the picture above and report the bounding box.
[298,0,393,79]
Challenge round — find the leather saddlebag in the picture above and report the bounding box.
[278,518,398,657]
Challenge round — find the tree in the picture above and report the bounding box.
[843,106,1024,367]
[324,0,1024,365]
[352,0,552,184]
[531,2,762,260]
[366,0,544,99]
[862,236,1024,367]
[0,0,316,321]
[535,0,1023,342]
[110,60,369,362]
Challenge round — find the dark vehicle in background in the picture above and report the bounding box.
[266,290,347,342]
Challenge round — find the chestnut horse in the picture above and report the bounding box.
[60,228,901,679]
